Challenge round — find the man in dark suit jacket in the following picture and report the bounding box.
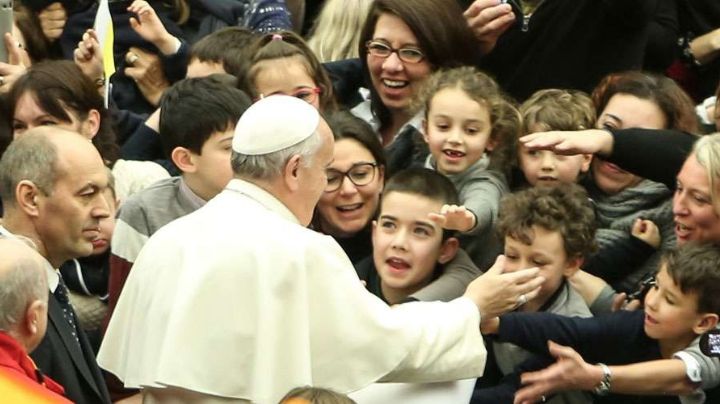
[0,127,113,404]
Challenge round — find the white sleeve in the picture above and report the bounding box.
[673,337,720,389]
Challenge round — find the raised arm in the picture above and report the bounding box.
[520,128,696,189]
[514,348,700,404]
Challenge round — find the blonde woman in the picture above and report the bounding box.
[306,0,372,62]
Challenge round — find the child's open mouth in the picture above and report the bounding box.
[386,257,410,271]
[443,149,465,159]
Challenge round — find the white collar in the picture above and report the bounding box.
[350,97,425,145]
[224,179,300,225]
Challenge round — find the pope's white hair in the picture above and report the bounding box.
[231,130,323,181]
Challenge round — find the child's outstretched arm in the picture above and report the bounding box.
[515,346,701,404]
[428,204,476,232]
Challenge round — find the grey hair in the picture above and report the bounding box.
[0,247,48,331]
[231,130,323,181]
[0,133,59,206]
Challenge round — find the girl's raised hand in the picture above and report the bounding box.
[429,204,476,233]
[73,29,104,85]
[520,129,614,156]
[128,0,179,55]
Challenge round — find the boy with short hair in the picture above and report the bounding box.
[107,75,251,322]
[186,27,257,79]
[516,89,595,188]
[355,168,482,304]
[481,243,720,404]
[473,183,597,403]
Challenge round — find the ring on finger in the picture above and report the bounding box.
[0,76,5,86]
[517,293,528,306]
[126,52,139,65]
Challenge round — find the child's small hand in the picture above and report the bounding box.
[428,204,476,232]
[128,0,179,55]
[631,218,661,249]
[73,29,104,86]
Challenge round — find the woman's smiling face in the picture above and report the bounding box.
[316,138,384,238]
[366,13,432,116]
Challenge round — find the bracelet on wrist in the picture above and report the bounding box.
[593,363,612,396]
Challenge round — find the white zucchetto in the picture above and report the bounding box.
[232,95,320,155]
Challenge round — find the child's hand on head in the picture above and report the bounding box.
[631,218,661,249]
[429,204,476,232]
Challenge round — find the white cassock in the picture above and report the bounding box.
[99,179,487,404]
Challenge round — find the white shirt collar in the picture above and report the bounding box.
[224,179,300,225]
[350,96,425,145]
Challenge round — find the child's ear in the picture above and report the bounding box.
[485,136,498,153]
[693,313,719,335]
[171,147,197,173]
[580,154,593,172]
[563,255,584,277]
[438,237,459,264]
[422,119,430,143]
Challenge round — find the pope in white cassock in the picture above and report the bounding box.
[98,96,543,404]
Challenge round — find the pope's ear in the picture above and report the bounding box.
[283,154,302,191]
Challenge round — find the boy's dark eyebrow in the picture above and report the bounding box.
[413,220,437,233]
[602,113,622,124]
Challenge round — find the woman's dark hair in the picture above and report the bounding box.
[358,0,482,130]
[325,111,386,170]
[8,60,119,165]
[592,71,699,133]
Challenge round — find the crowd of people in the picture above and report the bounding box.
[1,0,720,403]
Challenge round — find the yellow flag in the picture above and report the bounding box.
[94,0,115,107]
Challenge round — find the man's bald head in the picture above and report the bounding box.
[0,237,48,352]
[0,127,101,207]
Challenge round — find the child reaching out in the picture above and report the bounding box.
[418,66,521,270]
[473,183,597,403]
[355,168,482,304]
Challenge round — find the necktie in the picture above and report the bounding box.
[54,275,80,346]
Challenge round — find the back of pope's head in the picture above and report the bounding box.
[231,95,323,178]
[229,95,332,225]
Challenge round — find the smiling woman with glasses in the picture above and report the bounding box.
[365,40,425,64]
[314,112,387,264]
[325,162,379,192]
[352,0,482,175]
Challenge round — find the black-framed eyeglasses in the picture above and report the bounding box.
[325,162,378,192]
[365,40,425,64]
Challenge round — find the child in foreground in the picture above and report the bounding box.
[481,243,720,404]
[355,168,482,304]
[419,66,520,271]
[473,183,597,404]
